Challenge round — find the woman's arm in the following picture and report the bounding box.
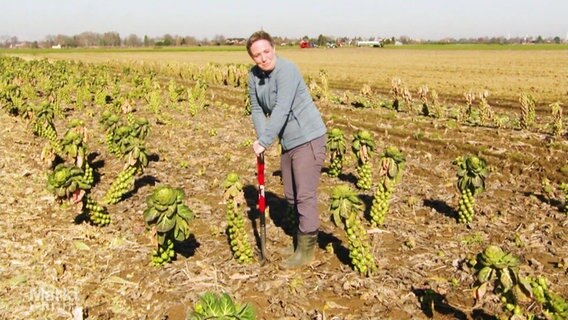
[249,74,267,138]
[257,63,298,148]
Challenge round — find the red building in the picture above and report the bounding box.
[299,40,310,48]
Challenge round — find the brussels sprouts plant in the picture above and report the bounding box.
[224,173,253,264]
[370,146,405,226]
[330,185,376,276]
[47,163,91,203]
[352,130,375,190]
[189,292,255,320]
[144,185,194,266]
[454,155,488,224]
[326,128,347,178]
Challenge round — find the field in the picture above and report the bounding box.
[0,45,567,320]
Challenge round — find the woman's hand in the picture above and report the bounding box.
[252,140,266,157]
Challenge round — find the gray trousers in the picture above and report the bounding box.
[280,134,326,234]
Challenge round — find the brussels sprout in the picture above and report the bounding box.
[329,127,343,137]
[107,114,120,125]
[100,110,112,123]
[53,168,70,184]
[225,172,240,186]
[467,156,481,170]
[153,186,178,207]
[357,129,372,141]
[67,118,84,128]
[481,245,505,264]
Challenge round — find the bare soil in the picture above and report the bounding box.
[0,53,567,320]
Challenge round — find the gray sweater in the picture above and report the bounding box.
[248,57,326,151]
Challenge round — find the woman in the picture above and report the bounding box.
[246,30,327,269]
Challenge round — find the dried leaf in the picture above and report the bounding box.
[475,282,488,301]
[104,276,138,287]
[7,274,27,286]
[73,240,91,251]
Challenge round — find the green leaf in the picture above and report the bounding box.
[174,216,189,241]
[218,293,237,315]
[330,199,340,210]
[56,188,66,198]
[175,187,186,202]
[156,215,175,232]
[143,207,160,223]
[471,175,483,188]
[140,152,148,167]
[237,303,256,319]
[331,210,342,227]
[387,162,398,179]
[174,226,186,242]
[352,140,361,151]
[77,181,92,190]
[163,205,176,219]
[197,292,219,315]
[458,177,469,191]
[157,233,166,246]
[477,266,493,283]
[177,205,194,221]
[499,252,520,268]
[348,194,361,205]
[546,291,568,314]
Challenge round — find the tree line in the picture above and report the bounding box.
[2,32,241,49]
[1,31,565,49]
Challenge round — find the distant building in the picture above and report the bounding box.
[225,38,246,45]
[356,39,384,47]
[299,40,311,48]
[10,43,27,49]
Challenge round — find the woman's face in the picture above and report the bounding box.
[249,39,276,72]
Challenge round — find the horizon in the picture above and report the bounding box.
[4,32,567,44]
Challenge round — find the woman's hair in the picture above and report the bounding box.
[246,30,274,55]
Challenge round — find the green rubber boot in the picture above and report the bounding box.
[279,233,317,269]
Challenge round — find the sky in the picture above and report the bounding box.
[1,0,567,41]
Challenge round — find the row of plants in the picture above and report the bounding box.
[326,125,560,224]
[308,70,565,137]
